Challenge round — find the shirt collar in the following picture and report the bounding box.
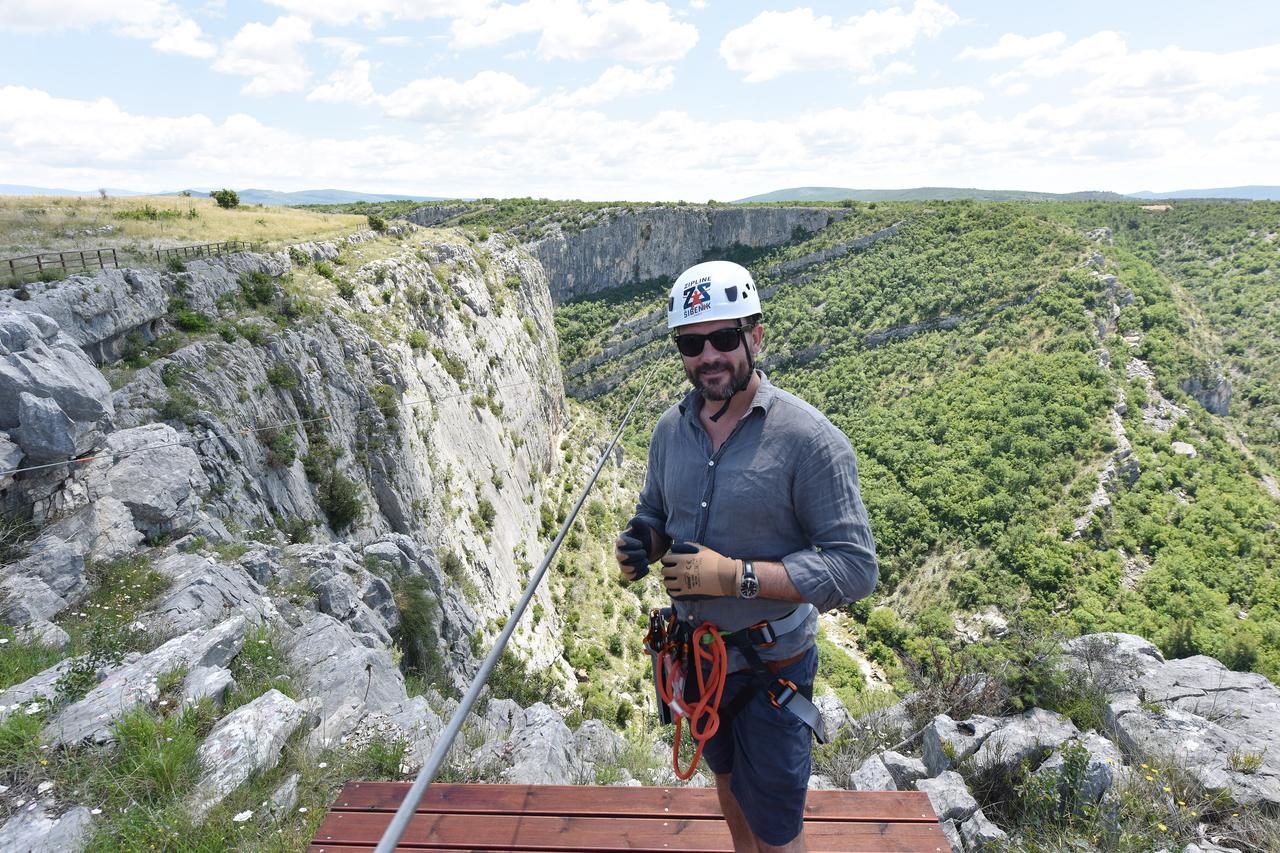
[677,370,777,421]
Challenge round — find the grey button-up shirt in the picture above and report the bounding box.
[636,372,878,668]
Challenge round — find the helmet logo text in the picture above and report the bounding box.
[682,277,712,318]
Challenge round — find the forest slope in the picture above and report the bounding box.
[555,201,1280,684]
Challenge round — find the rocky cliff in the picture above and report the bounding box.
[525,205,850,302]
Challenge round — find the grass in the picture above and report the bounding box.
[0,624,65,692]
[0,195,365,262]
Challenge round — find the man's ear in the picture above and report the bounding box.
[751,322,765,352]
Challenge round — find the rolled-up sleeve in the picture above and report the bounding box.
[634,423,668,534]
[781,427,879,612]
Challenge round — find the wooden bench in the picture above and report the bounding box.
[308,782,951,852]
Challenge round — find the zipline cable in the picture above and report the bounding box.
[374,359,660,853]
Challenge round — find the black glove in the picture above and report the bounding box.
[615,517,667,582]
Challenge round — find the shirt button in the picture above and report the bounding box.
[707,460,715,467]
[700,501,707,508]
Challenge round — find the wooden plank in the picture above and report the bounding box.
[331,783,939,823]
[312,812,950,852]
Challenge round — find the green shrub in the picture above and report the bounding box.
[260,427,297,467]
[210,188,239,209]
[319,470,362,530]
[407,329,429,349]
[367,213,388,233]
[265,362,297,389]
[239,270,274,306]
[335,277,355,300]
[314,261,335,280]
[165,256,187,273]
[370,383,399,421]
[172,309,209,332]
[288,246,311,267]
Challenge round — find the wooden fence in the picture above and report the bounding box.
[155,240,257,263]
[3,248,119,284]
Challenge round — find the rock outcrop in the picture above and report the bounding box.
[525,205,849,301]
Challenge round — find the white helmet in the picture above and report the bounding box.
[666,260,762,329]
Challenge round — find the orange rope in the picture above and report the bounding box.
[657,622,728,780]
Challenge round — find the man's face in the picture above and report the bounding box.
[676,318,763,401]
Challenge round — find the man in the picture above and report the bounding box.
[615,259,878,853]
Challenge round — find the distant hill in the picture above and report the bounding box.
[735,186,1129,203]
[0,185,449,206]
[0,184,148,198]
[176,188,451,206]
[1128,186,1280,201]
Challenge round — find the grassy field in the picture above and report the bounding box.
[0,195,366,264]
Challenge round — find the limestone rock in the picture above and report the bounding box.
[849,755,897,791]
[1106,697,1280,808]
[959,808,1008,851]
[307,565,392,646]
[916,770,980,822]
[17,391,86,462]
[0,659,73,723]
[938,818,964,853]
[0,310,114,456]
[1060,632,1165,695]
[181,665,236,709]
[0,802,94,853]
[237,544,283,586]
[44,615,247,747]
[0,431,23,489]
[0,574,66,626]
[923,714,999,776]
[188,689,306,821]
[969,708,1079,775]
[1036,731,1126,803]
[474,703,576,785]
[95,424,208,538]
[813,690,851,740]
[286,612,406,743]
[880,750,927,789]
[572,719,624,765]
[42,496,143,562]
[269,773,301,819]
[147,553,273,639]
[16,619,70,649]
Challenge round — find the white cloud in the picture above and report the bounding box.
[262,0,464,27]
[379,71,538,121]
[720,1,959,83]
[958,32,1066,62]
[0,0,215,57]
[451,0,698,62]
[871,87,983,114]
[309,59,376,104]
[967,30,1280,100]
[551,65,674,106]
[213,16,313,96]
[377,35,415,46]
[858,61,916,85]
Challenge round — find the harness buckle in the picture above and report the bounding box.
[746,620,778,648]
[769,678,798,709]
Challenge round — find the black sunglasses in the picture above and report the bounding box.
[673,324,755,358]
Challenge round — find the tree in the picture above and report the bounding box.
[211,188,240,209]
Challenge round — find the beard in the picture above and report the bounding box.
[687,356,751,401]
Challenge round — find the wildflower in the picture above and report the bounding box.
[1190,811,1197,817]
[318,762,328,768]
[39,759,48,766]
[1145,775,1154,782]
[25,702,41,714]
[91,808,102,815]
[1163,786,1171,792]
[298,807,308,813]
[1140,763,1148,769]
[0,638,8,645]
[1158,823,1167,832]
[232,810,253,822]
[37,782,54,794]
[158,699,169,707]
[1178,800,1186,806]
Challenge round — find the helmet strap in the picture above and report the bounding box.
[707,321,756,423]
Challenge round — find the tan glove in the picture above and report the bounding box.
[660,542,742,599]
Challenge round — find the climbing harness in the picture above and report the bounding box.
[643,603,828,779]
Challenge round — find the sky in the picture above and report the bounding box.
[1,1,1278,201]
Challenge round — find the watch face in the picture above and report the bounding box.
[740,576,759,599]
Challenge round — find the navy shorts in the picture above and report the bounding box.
[699,645,818,847]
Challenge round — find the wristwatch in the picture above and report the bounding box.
[738,560,759,599]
